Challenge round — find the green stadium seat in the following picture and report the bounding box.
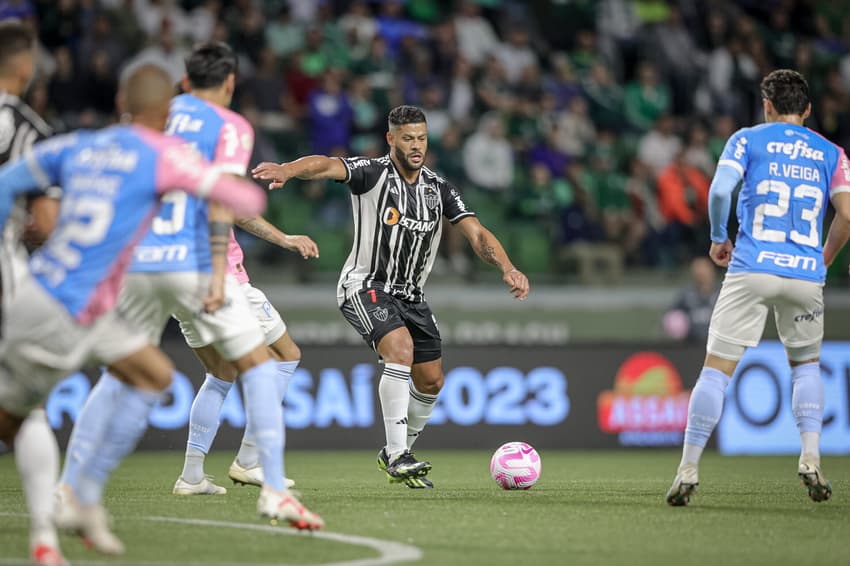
[509,224,552,274]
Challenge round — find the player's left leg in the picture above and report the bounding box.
[666,273,772,506]
[775,279,830,502]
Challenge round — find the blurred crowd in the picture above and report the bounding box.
[5,0,850,276]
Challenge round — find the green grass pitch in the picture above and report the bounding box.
[1,450,848,566]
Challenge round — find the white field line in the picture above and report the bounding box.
[0,513,422,566]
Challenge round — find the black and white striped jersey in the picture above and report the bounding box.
[336,154,475,305]
[0,92,54,307]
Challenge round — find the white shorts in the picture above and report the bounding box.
[0,238,29,314]
[175,275,265,360]
[241,282,287,345]
[0,277,148,416]
[707,272,824,357]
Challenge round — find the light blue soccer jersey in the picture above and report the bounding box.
[717,123,850,283]
[0,124,265,324]
[129,93,254,274]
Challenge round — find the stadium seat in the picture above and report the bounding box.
[509,224,553,274]
[557,242,624,284]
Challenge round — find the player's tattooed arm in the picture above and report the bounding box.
[235,215,319,259]
[206,203,232,314]
[457,217,530,300]
[252,156,348,189]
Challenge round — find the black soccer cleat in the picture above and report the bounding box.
[378,448,432,483]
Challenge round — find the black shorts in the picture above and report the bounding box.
[340,288,442,364]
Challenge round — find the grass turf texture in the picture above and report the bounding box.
[1,450,848,566]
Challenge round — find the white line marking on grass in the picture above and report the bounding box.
[0,513,422,566]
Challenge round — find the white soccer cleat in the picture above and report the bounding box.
[798,460,832,503]
[229,459,295,489]
[665,465,699,506]
[172,476,227,495]
[257,487,324,531]
[30,542,68,566]
[54,486,124,556]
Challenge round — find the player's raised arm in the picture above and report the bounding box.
[455,216,530,300]
[235,215,319,259]
[251,155,348,189]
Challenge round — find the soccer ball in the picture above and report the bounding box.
[490,442,541,490]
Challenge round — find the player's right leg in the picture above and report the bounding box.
[774,278,831,502]
[666,273,773,506]
[341,289,431,484]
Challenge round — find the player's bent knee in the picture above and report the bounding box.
[231,345,272,373]
[786,342,821,363]
[270,333,300,362]
[706,334,747,363]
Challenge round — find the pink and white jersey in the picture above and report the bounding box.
[208,104,255,284]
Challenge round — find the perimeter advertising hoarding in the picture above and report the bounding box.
[43,341,850,454]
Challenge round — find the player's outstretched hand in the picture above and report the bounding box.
[709,240,734,267]
[252,162,290,189]
[504,268,530,300]
[282,234,320,259]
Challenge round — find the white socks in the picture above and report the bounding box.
[379,363,411,462]
[15,410,60,548]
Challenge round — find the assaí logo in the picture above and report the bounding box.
[597,352,691,446]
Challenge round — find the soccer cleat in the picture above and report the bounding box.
[173,475,227,495]
[31,543,68,566]
[385,449,432,482]
[798,461,832,503]
[665,465,699,507]
[257,487,324,530]
[402,476,434,489]
[54,487,124,556]
[376,448,403,483]
[228,460,295,489]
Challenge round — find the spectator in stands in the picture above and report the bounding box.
[463,113,514,193]
[638,114,682,173]
[656,149,710,259]
[453,0,499,66]
[582,61,624,131]
[624,61,670,132]
[307,68,353,155]
[553,95,596,160]
[496,27,537,85]
[663,257,720,343]
[265,6,304,58]
[683,123,714,178]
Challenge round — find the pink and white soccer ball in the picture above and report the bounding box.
[490,441,541,490]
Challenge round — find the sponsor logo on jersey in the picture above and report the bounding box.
[134,244,189,263]
[756,250,817,270]
[166,113,203,134]
[597,352,691,446]
[348,158,371,170]
[382,206,437,232]
[766,139,825,161]
[734,136,747,159]
[76,147,139,172]
[794,308,823,322]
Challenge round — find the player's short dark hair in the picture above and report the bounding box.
[760,69,810,116]
[185,42,237,89]
[388,105,427,129]
[0,21,34,69]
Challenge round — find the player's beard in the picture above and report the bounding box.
[393,146,424,174]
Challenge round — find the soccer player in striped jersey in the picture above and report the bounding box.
[253,105,530,489]
[0,21,63,566]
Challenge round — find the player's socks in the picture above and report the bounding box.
[75,383,163,505]
[61,372,123,489]
[791,362,824,465]
[406,382,437,450]
[379,363,411,462]
[181,374,232,483]
[241,360,285,492]
[679,367,729,469]
[235,360,298,468]
[15,409,60,550]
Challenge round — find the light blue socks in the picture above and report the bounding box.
[240,359,285,491]
[680,367,729,468]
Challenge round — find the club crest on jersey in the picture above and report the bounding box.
[373,307,389,322]
[422,185,440,210]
